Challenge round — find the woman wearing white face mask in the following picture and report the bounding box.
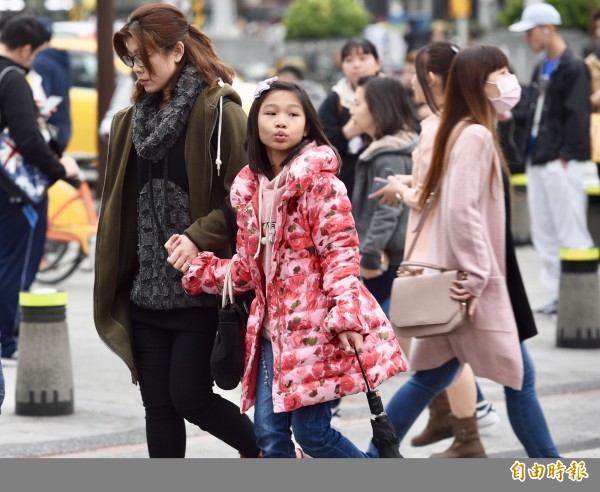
[366,45,560,458]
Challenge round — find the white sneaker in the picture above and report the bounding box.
[1,350,18,367]
[476,400,499,428]
[535,298,558,315]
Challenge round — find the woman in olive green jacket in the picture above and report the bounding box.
[93,3,258,458]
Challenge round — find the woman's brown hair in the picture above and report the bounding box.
[419,45,510,209]
[356,75,418,139]
[415,41,460,114]
[113,3,234,103]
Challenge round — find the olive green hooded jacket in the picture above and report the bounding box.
[93,83,247,382]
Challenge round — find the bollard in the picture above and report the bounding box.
[15,289,74,416]
[510,173,531,246]
[586,186,600,249]
[556,248,600,349]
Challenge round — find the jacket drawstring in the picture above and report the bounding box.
[254,177,264,259]
[215,95,223,176]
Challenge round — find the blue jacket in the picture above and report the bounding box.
[33,48,72,153]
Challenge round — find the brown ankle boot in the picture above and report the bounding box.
[430,414,486,458]
[411,390,453,447]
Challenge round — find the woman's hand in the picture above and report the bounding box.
[449,279,478,317]
[396,265,423,277]
[368,175,410,205]
[343,117,362,140]
[591,89,600,110]
[165,234,200,273]
[361,267,383,280]
[337,331,364,354]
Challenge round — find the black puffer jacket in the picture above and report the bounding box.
[525,49,591,165]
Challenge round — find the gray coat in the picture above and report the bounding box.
[351,133,417,270]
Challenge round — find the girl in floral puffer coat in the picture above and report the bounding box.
[180,79,405,458]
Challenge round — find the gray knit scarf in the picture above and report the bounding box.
[132,64,203,162]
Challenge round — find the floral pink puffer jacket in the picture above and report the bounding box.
[183,142,405,413]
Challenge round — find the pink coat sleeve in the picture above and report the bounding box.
[307,173,370,337]
[441,126,496,297]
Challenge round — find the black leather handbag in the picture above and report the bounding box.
[210,203,255,390]
[211,262,249,390]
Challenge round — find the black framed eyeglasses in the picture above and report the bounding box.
[122,53,150,68]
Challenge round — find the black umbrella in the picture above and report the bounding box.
[355,348,403,458]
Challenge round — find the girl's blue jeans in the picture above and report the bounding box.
[254,338,369,458]
[367,342,559,458]
[0,344,4,415]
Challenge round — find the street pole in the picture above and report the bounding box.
[456,16,469,48]
[96,0,115,198]
[449,0,472,48]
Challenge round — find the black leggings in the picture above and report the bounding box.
[132,307,259,458]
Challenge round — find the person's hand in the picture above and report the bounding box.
[337,330,364,353]
[165,234,200,273]
[342,118,362,140]
[361,267,383,279]
[449,279,478,317]
[392,174,412,186]
[417,104,433,120]
[591,89,600,110]
[59,155,79,178]
[397,265,423,277]
[368,175,408,205]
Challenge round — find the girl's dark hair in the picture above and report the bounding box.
[420,45,510,208]
[113,3,234,103]
[247,81,340,180]
[340,37,380,62]
[415,41,460,114]
[356,76,418,139]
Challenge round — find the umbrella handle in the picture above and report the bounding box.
[353,347,372,393]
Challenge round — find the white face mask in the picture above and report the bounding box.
[486,74,522,113]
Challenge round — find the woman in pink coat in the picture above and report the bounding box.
[181,79,405,458]
[367,45,525,457]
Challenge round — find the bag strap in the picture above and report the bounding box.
[403,120,471,262]
[400,261,448,272]
[221,262,234,307]
[0,66,26,129]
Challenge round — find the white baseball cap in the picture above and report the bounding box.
[508,3,562,32]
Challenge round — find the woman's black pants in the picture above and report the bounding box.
[132,307,259,458]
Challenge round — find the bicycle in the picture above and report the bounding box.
[36,174,98,284]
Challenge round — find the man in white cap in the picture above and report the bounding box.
[509,2,594,315]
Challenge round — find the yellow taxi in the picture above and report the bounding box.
[50,35,255,181]
[49,37,129,177]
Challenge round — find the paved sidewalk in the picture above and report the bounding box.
[1,246,599,458]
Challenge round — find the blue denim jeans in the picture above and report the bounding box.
[367,343,559,458]
[0,189,48,358]
[362,264,399,318]
[504,343,559,457]
[254,338,368,458]
[0,343,5,415]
